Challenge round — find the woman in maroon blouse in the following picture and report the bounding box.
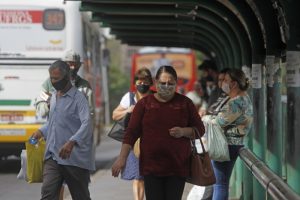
[112,65,205,200]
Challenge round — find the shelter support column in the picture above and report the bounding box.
[251,56,267,200]
[285,0,300,195]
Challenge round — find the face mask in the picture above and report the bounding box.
[70,68,79,79]
[71,79,75,86]
[206,86,215,96]
[157,83,176,99]
[52,76,69,91]
[136,84,150,94]
[221,82,231,94]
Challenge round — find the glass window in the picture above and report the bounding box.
[43,9,65,30]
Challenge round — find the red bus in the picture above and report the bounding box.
[131,47,197,93]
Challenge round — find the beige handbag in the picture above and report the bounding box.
[133,138,140,158]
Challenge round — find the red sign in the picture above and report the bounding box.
[0,10,42,24]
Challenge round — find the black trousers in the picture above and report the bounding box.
[41,159,91,200]
[144,175,186,200]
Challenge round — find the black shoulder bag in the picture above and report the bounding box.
[107,92,135,142]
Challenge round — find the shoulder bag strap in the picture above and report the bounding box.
[192,127,207,154]
[129,92,136,106]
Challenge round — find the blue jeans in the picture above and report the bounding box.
[212,145,243,200]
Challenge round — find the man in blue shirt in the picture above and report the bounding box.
[32,60,95,200]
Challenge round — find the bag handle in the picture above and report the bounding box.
[129,92,136,106]
[191,127,207,154]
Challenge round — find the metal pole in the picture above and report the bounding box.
[266,56,283,176]
[285,0,300,194]
[251,61,267,200]
[239,148,300,200]
[100,36,110,125]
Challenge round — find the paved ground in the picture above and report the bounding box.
[65,129,194,200]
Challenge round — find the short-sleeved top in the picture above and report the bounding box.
[120,92,137,109]
[123,93,205,177]
[215,94,253,145]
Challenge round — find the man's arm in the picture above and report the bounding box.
[69,94,92,146]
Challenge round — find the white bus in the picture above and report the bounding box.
[0,0,106,157]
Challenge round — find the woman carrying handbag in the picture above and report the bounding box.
[112,66,205,200]
[112,67,153,200]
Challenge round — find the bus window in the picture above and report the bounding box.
[43,9,65,30]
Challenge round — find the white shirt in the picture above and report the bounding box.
[120,92,137,108]
[186,91,208,110]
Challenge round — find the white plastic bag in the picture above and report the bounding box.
[17,149,28,181]
[207,121,230,162]
[187,185,213,200]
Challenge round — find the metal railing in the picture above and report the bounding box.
[239,147,300,200]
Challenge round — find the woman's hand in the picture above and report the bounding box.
[112,105,135,120]
[111,143,131,177]
[111,156,127,177]
[127,105,135,113]
[169,127,184,138]
[169,127,194,138]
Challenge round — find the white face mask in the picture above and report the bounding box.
[206,85,216,96]
[221,82,231,94]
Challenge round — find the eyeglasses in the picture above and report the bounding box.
[158,82,176,86]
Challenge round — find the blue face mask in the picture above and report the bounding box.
[157,83,176,99]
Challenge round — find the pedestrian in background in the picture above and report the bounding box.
[112,67,154,200]
[207,68,230,112]
[31,60,94,200]
[112,65,205,200]
[35,49,94,118]
[186,81,208,117]
[34,50,94,200]
[205,69,253,200]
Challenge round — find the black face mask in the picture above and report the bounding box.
[70,68,79,78]
[136,84,150,94]
[52,76,69,91]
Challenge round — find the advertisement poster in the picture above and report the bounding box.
[286,51,300,87]
[252,64,262,89]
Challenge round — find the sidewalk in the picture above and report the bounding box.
[66,132,193,199]
[88,169,193,200]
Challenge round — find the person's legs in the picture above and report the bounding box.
[61,165,91,200]
[144,175,165,200]
[212,145,243,200]
[165,176,186,200]
[133,179,145,200]
[41,159,64,200]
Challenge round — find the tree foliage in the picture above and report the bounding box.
[107,39,130,113]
